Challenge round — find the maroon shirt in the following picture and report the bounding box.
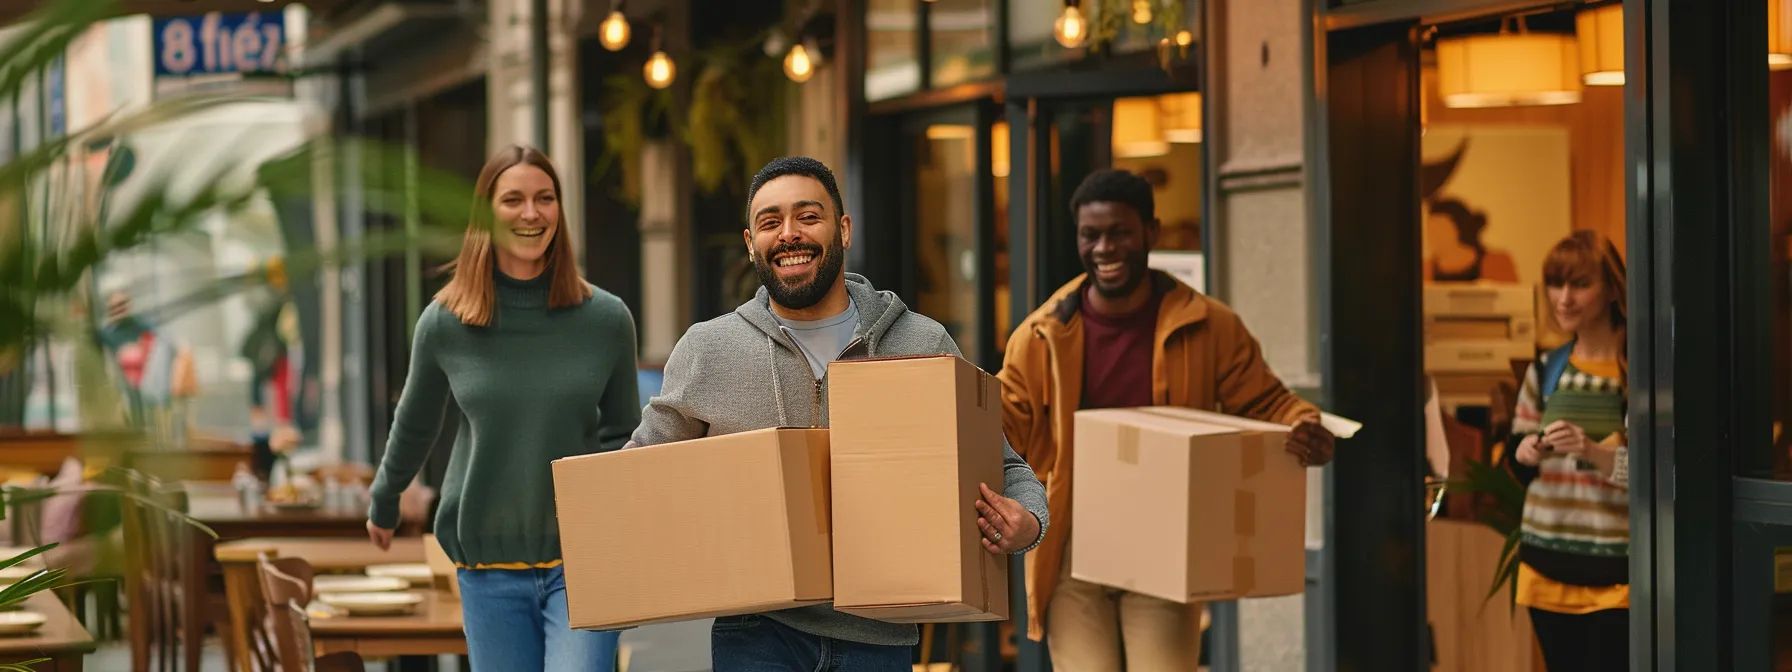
[1079,287,1159,410]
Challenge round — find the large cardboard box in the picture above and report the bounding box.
[552,428,833,630]
[827,355,1010,623]
[1071,407,1306,603]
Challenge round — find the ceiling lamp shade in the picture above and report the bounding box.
[1112,97,1168,158]
[1160,92,1201,144]
[1436,29,1582,108]
[1576,4,1624,85]
[1772,0,1792,70]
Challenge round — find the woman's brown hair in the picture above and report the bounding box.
[434,144,591,326]
[1542,229,1628,384]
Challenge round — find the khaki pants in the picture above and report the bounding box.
[1046,545,1204,672]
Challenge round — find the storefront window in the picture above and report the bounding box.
[930,0,998,88]
[1010,0,1201,73]
[866,0,920,102]
[916,124,983,359]
[1110,94,1202,252]
[1769,43,1792,482]
[994,120,1012,352]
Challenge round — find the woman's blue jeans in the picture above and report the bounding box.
[456,566,619,671]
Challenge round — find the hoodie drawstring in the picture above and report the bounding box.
[768,336,790,427]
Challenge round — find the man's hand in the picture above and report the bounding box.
[366,520,394,551]
[1515,434,1544,467]
[1287,414,1337,467]
[975,483,1040,554]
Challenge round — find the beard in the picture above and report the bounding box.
[1082,249,1151,299]
[754,234,846,311]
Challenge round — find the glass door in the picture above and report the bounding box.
[1029,94,1208,305]
[899,104,1002,368]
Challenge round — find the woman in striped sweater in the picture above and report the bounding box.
[1509,230,1631,672]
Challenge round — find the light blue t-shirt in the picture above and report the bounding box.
[775,299,859,379]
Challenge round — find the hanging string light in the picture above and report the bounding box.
[785,42,815,82]
[644,25,675,89]
[599,0,630,51]
[1054,1,1088,49]
[1132,0,1153,25]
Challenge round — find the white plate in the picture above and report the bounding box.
[312,575,410,594]
[0,611,46,636]
[317,591,424,616]
[365,563,433,586]
[0,565,41,585]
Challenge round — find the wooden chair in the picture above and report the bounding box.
[256,555,363,672]
[120,475,215,672]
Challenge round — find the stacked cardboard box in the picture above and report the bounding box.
[554,353,1010,630]
[827,355,1009,622]
[1424,283,1538,410]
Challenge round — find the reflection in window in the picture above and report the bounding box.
[917,124,983,361]
[866,0,919,101]
[1773,37,1792,480]
[1010,0,1201,72]
[930,0,997,87]
[1110,94,1204,290]
[994,121,1012,353]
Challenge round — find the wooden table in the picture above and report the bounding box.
[215,538,462,672]
[185,482,370,540]
[0,591,97,671]
[311,589,466,658]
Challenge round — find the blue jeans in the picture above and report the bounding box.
[711,614,909,672]
[456,566,618,672]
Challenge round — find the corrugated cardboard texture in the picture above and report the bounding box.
[1134,406,1307,598]
[1071,408,1306,603]
[828,355,1010,622]
[553,428,833,630]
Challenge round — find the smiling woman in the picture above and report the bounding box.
[435,144,591,327]
[366,144,640,672]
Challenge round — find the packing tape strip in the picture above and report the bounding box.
[1116,424,1141,465]
[1236,435,1259,593]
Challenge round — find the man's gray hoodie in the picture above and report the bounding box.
[628,272,1050,647]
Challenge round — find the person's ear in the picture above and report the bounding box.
[840,215,853,250]
[742,228,755,262]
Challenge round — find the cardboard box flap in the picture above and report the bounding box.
[1131,406,1292,433]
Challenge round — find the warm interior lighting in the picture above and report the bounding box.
[992,121,1010,178]
[1054,4,1088,49]
[1771,0,1792,70]
[1112,97,1168,158]
[1132,0,1153,24]
[1175,30,1192,47]
[784,44,814,83]
[1575,4,1624,85]
[1435,27,1582,108]
[644,50,675,89]
[1160,92,1201,144]
[599,11,631,51]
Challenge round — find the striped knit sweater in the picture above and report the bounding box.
[1509,352,1629,587]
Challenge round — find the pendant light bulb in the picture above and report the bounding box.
[599,11,631,51]
[644,50,675,89]
[1054,5,1088,49]
[784,43,815,83]
[1132,0,1152,24]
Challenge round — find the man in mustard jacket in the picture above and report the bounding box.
[998,169,1337,671]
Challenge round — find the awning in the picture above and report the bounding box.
[0,1,355,26]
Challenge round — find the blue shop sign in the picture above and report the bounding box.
[152,12,287,78]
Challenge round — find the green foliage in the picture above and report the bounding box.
[593,27,789,207]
